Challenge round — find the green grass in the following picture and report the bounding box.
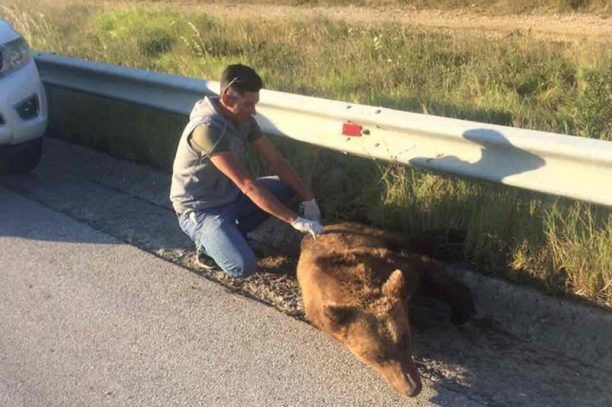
[2,2,611,306]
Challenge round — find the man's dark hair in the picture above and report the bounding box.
[220,64,263,96]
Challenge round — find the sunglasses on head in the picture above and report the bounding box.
[222,76,243,95]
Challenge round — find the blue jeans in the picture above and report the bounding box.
[177,176,295,278]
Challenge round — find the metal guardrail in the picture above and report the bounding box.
[34,52,612,207]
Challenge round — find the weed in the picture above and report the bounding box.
[3,1,611,306]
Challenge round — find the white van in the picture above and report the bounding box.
[0,18,47,173]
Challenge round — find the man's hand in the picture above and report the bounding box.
[301,199,321,222]
[291,217,324,239]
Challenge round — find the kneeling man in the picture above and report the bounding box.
[171,64,323,278]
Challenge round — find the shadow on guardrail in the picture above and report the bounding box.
[411,128,546,182]
[255,110,547,185]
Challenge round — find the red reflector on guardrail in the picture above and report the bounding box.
[342,122,362,137]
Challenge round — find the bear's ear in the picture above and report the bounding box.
[382,269,404,299]
[324,302,360,327]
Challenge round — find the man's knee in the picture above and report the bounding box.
[274,180,295,202]
[223,252,257,278]
[279,185,296,205]
[260,176,295,204]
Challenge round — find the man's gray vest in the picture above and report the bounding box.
[170,97,252,214]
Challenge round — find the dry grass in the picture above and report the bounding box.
[72,0,612,16]
[2,0,610,306]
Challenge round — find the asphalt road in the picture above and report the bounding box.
[0,187,477,406]
[1,137,610,406]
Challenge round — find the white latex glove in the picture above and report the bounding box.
[291,216,324,239]
[301,198,321,222]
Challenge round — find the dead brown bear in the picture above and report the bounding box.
[296,222,475,397]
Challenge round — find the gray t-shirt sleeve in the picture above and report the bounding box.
[188,123,230,157]
[247,117,263,142]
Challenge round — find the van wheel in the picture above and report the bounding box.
[2,138,43,174]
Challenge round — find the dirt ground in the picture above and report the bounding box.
[107,1,612,42]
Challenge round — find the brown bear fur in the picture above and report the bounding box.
[296,222,475,397]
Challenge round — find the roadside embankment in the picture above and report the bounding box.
[1,136,610,405]
[3,0,610,305]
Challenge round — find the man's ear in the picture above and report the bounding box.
[220,91,231,106]
[323,302,360,327]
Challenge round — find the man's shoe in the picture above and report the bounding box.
[195,248,217,271]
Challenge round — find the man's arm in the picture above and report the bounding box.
[209,152,297,224]
[250,135,315,201]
